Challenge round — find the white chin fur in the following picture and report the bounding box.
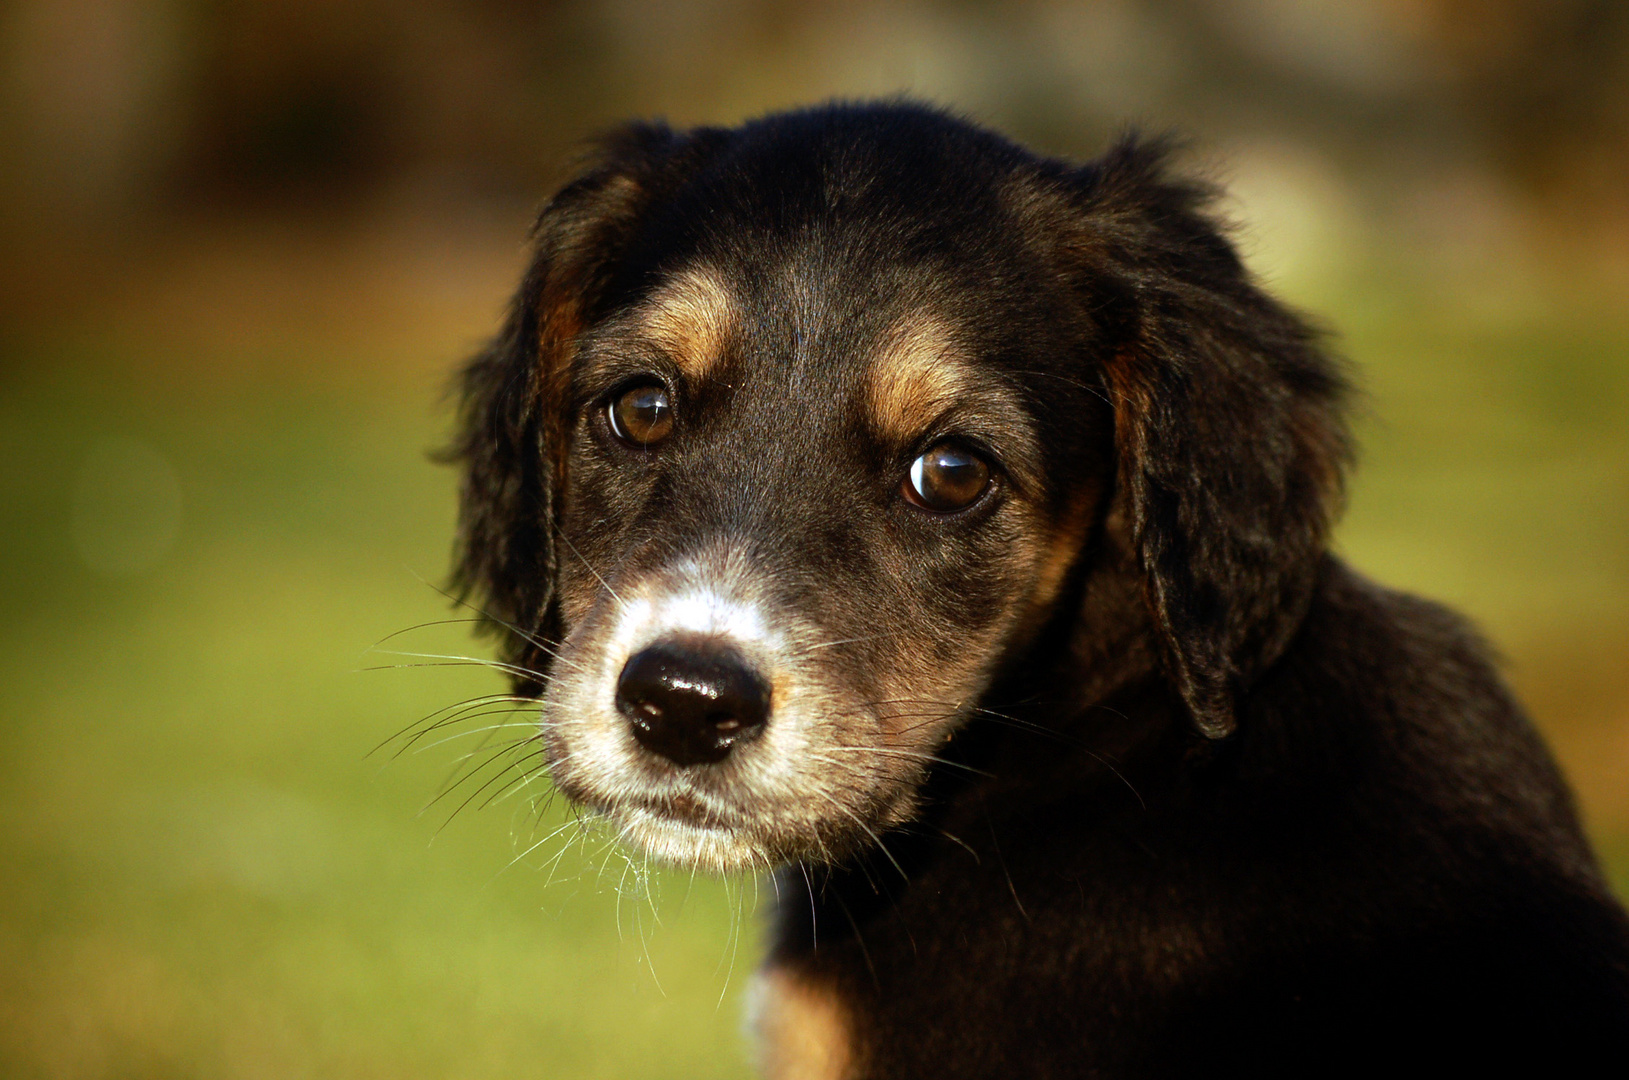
[610,805,765,874]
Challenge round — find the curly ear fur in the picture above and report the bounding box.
[1074,139,1352,738]
[446,122,723,691]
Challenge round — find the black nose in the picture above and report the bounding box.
[616,637,771,766]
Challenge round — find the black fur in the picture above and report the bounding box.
[449,103,1629,1076]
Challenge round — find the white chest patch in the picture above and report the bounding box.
[747,965,855,1080]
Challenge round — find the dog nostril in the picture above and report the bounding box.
[615,638,771,766]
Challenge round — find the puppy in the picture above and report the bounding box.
[448,103,1629,1077]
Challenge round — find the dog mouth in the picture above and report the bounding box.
[549,759,764,862]
[553,742,927,874]
[628,790,732,830]
[552,748,866,872]
[603,797,768,872]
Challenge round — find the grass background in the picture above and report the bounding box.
[1,210,1626,1077]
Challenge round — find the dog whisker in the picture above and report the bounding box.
[553,526,628,610]
[413,718,544,754]
[936,827,980,863]
[1002,368,1115,407]
[389,700,541,758]
[517,816,578,860]
[820,744,994,778]
[359,659,554,688]
[876,697,1147,808]
[457,752,550,827]
[793,632,900,654]
[409,568,569,660]
[366,646,573,678]
[368,617,490,647]
[805,787,908,883]
[370,692,536,757]
[422,739,544,825]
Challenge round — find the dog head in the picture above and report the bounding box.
[448,104,1348,873]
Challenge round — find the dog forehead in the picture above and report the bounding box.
[626,254,1040,463]
[631,243,928,367]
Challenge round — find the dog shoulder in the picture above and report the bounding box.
[1254,557,1608,883]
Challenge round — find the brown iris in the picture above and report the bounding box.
[609,383,674,446]
[904,442,991,512]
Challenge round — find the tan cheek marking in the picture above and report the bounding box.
[638,266,736,384]
[1026,485,1102,615]
[750,966,855,1080]
[865,314,976,447]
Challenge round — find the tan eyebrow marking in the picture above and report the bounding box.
[864,314,980,446]
[635,265,736,383]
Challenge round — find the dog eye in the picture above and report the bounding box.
[904,443,991,512]
[608,383,674,446]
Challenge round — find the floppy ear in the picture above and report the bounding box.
[1070,138,1351,738]
[446,122,723,691]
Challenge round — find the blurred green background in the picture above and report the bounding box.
[2,2,1626,1076]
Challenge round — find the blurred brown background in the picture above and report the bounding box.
[2,3,1626,1077]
